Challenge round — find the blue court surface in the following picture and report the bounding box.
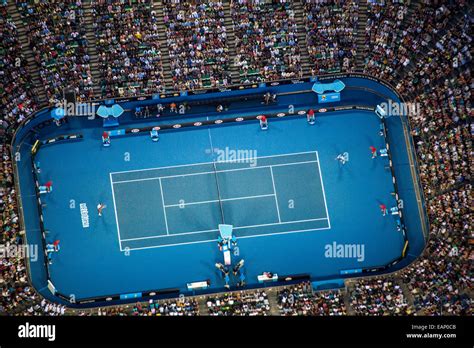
[32,110,402,299]
[15,77,426,305]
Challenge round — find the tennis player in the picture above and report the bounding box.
[335,153,347,165]
[97,203,106,216]
[53,239,60,252]
[44,181,53,192]
[370,146,377,158]
[306,109,316,125]
[170,102,177,113]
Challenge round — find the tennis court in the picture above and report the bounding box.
[15,76,427,304]
[111,151,330,250]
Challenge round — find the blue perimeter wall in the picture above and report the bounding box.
[12,75,428,307]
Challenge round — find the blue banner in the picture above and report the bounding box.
[340,268,362,275]
[120,292,142,300]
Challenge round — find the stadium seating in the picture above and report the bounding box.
[16,1,93,103]
[305,0,359,75]
[0,2,39,316]
[231,1,302,83]
[277,281,347,316]
[92,0,165,98]
[348,278,414,315]
[163,0,232,91]
[206,290,271,316]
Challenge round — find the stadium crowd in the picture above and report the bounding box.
[231,1,302,83]
[1,1,43,316]
[17,1,94,103]
[206,290,271,316]
[0,0,472,316]
[277,281,346,316]
[403,84,472,315]
[305,0,358,75]
[130,298,200,316]
[411,73,471,194]
[164,0,231,91]
[92,0,165,98]
[349,278,414,315]
[0,3,39,128]
[364,0,409,81]
[364,0,471,97]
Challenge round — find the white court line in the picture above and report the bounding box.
[121,226,331,250]
[158,177,169,235]
[109,172,123,251]
[112,160,318,184]
[119,217,329,242]
[207,116,215,157]
[163,193,276,208]
[165,198,219,208]
[110,151,318,175]
[315,151,331,229]
[270,166,281,223]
